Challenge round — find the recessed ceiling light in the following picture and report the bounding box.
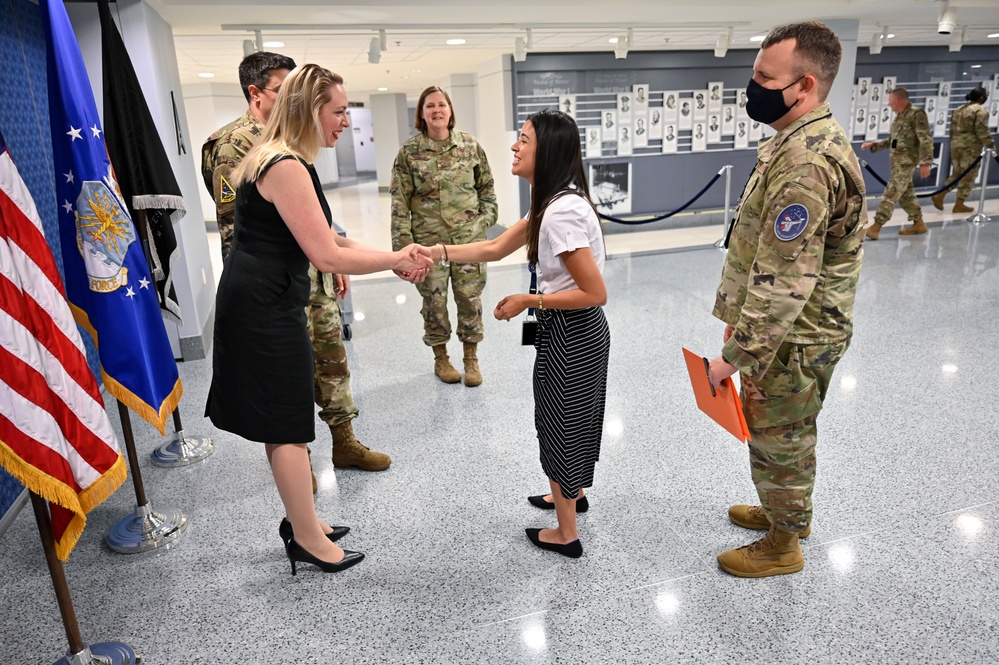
[377,87,388,91]
[749,35,766,42]
[198,72,215,78]
[608,37,619,44]
[263,41,284,48]
[446,38,466,45]
[971,64,982,68]
[411,69,422,73]
[989,33,999,38]
[886,34,895,39]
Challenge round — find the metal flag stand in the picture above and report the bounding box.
[966,146,995,225]
[105,401,187,554]
[149,408,213,468]
[30,492,140,665]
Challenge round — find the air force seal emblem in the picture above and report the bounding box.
[75,166,135,294]
[774,203,809,241]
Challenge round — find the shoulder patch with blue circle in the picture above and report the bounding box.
[773,203,809,241]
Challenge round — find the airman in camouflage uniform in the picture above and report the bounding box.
[709,22,866,578]
[202,114,263,259]
[391,86,497,386]
[202,52,390,476]
[933,87,995,213]
[862,87,933,238]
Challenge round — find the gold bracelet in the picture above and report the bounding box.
[538,293,544,310]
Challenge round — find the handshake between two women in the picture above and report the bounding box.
[394,242,530,322]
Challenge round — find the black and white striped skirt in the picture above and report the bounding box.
[533,306,611,500]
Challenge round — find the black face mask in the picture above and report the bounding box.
[745,76,803,125]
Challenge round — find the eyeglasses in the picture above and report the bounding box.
[261,87,281,95]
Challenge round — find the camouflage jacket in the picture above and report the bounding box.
[869,104,933,165]
[713,104,867,380]
[201,113,265,231]
[949,102,996,154]
[389,130,498,250]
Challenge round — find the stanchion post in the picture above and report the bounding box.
[714,164,734,248]
[967,146,994,225]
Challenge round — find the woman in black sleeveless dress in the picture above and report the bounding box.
[206,65,430,574]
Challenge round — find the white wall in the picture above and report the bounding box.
[825,19,861,132]
[66,0,215,360]
[182,81,246,221]
[349,107,376,172]
[442,73,478,138]
[476,55,520,223]
[370,93,410,190]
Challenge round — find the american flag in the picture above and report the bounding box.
[0,131,125,561]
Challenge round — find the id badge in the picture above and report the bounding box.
[522,318,538,346]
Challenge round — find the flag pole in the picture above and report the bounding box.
[126,208,213,469]
[30,492,140,665]
[104,401,187,554]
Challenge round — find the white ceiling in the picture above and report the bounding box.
[154,0,999,99]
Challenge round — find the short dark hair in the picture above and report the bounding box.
[890,87,910,101]
[524,109,595,265]
[238,51,297,102]
[967,87,988,103]
[415,86,455,134]
[762,21,842,100]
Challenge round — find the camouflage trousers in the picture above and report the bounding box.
[415,261,485,347]
[874,158,922,225]
[306,266,358,427]
[949,150,982,201]
[740,342,848,534]
[218,221,234,261]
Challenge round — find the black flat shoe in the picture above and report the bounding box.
[286,538,364,575]
[279,518,349,548]
[527,494,589,513]
[525,528,583,558]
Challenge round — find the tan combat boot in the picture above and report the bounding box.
[331,421,391,471]
[898,218,927,235]
[717,525,804,578]
[931,192,945,211]
[953,199,974,213]
[728,504,810,538]
[463,342,482,387]
[307,447,318,494]
[432,344,461,384]
[865,221,883,241]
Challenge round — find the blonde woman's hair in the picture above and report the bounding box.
[232,64,344,186]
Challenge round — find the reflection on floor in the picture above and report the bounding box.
[3,188,998,664]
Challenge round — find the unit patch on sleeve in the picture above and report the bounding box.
[219,175,236,204]
[773,203,809,241]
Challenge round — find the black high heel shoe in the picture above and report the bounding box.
[527,494,589,513]
[286,538,364,575]
[279,518,349,548]
[526,528,583,558]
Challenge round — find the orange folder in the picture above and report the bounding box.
[682,347,751,444]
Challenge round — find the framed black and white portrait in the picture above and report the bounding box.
[589,163,632,215]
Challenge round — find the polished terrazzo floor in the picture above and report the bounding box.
[2,188,997,664]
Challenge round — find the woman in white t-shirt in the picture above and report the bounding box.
[418,109,610,558]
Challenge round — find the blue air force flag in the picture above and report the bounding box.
[41,0,181,434]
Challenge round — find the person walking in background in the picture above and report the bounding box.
[202,52,393,477]
[861,87,933,239]
[391,86,497,387]
[933,86,996,214]
[708,21,866,578]
[420,109,610,558]
[206,64,430,575]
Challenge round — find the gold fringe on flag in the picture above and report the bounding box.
[0,443,127,561]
